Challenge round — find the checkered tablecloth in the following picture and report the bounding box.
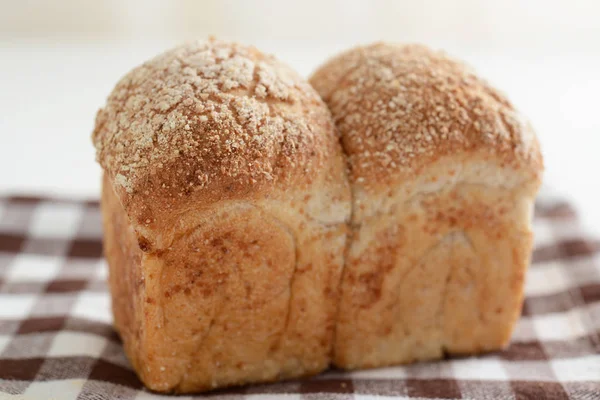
[0,194,598,399]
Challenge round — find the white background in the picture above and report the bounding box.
[1,0,599,232]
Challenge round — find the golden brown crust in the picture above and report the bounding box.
[97,39,545,388]
[310,43,543,369]
[101,174,146,377]
[102,169,349,392]
[310,43,543,192]
[96,39,351,393]
[93,38,342,249]
[334,174,533,368]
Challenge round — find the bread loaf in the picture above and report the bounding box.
[310,43,543,369]
[93,39,351,392]
[94,39,543,392]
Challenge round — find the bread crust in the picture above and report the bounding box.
[310,43,542,192]
[97,40,350,392]
[93,38,348,251]
[102,175,349,391]
[310,43,543,369]
[96,39,544,388]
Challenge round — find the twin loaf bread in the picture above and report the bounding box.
[93,39,542,393]
[310,43,543,368]
[93,39,351,392]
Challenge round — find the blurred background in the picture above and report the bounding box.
[1,0,599,231]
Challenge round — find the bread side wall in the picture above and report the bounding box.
[101,175,147,378]
[334,165,535,368]
[102,170,349,392]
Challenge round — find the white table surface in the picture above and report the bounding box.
[1,39,599,234]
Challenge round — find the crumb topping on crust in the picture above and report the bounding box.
[93,38,330,197]
[310,43,542,186]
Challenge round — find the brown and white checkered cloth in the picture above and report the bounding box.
[0,194,598,399]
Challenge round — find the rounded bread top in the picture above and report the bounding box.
[93,38,337,229]
[309,43,543,188]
